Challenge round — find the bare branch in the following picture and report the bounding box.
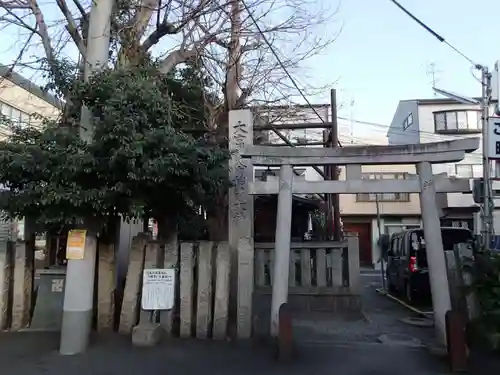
[129,0,158,42]
[55,0,85,56]
[0,27,36,86]
[0,0,30,9]
[158,33,216,73]
[64,23,85,56]
[71,0,86,19]
[28,0,55,64]
[142,0,223,52]
[0,10,37,34]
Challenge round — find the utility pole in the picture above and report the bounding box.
[60,0,115,355]
[330,89,342,241]
[481,66,493,250]
[375,194,386,290]
[433,65,493,249]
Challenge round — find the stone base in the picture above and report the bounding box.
[253,292,361,339]
[132,323,162,347]
[276,303,294,362]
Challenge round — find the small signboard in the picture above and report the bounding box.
[66,229,87,260]
[487,117,500,159]
[141,268,175,310]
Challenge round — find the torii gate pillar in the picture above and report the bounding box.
[270,164,294,337]
[417,161,451,345]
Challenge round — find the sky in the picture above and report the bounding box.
[305,0,500,141]
[0,0,499,144]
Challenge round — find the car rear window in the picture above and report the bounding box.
[410,228,472,267]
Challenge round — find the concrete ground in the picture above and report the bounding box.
[0,332,451,375]
[0,268,498,375]
[292,269,437,346]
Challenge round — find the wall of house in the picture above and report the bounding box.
[416,102,483,138]
[416,102,494,209]
[0,78,60,122]
[338,164,421,216]
[339,162,422,268]
[387,100,420,145]
[343,216,421,269]
[416,102,485,176]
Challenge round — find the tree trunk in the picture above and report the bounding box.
[207,194,228,241]
[205,0,243,242]
[225,0,242,110]
[156,217,177,243]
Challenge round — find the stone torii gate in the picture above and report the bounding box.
[240,135,479,346]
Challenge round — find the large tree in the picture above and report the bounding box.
[0,0,337,101]
[0,62,229,239]
[0,0,340,239]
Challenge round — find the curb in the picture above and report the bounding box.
[375,288,433,319]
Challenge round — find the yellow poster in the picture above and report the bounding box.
[66,229,87,260]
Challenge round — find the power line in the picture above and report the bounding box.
[240,0,342,147]
[241,0,482,155]
[266,114,484,160]
[337,116,484,161]
[387,0,478,68]
[338,116,480,139]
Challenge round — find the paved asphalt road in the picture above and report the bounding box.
[0,268,498,375]
[0,332,451,375]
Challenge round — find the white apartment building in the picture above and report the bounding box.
[387,97,498,232]
[0,64,61,136]
[0,64,63,265]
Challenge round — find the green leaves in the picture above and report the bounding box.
[471,251,500,334]
[0,63,230,230]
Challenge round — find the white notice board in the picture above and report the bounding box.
[487,117,500,159]
[141,268,175,310]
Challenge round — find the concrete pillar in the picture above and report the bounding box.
[60,232,97,355]
[132,241,161,346]
[160,234,178,335]
[270,164,293,337]
[97,242,115,332]
[0,219,12,330]
[417,161,451,346]
[60,0,114,354]
[11,218,35,331]
[228,109,254,339]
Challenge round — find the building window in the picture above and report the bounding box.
[0,101,31,127]
[403,113,413,130]
[441,219,471,229]
[434,110,481,134]
[356,172,411,202]
[455,164,482,178]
